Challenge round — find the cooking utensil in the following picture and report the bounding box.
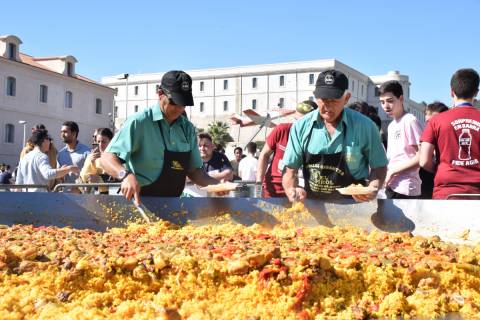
[132,200,153,224]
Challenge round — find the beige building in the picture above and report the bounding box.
[0,35,115,168]
[102,59,425,146]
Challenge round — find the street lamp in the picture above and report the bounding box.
[116,73,129,119]
[18,120,27,147]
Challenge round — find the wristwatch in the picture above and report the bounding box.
[118,169,131,181]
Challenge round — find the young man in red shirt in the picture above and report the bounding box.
[256,100,317,197]
[420,68,480,199]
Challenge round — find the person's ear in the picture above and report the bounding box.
[344,92,351,104]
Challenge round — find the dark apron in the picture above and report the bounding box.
[140,122,190,197]
[302,122,364,199]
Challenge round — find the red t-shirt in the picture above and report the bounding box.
[263,123,292,197]
[421,106,480,199]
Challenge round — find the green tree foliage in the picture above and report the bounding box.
[207,121,234,149]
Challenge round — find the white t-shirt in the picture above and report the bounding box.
[386,113,423,196]
[238,155,258,181]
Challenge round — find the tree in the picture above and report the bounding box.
[207,121,234,150]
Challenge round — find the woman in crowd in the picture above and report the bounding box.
[80,128,114,194]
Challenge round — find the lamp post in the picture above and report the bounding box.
[18,120,27,147]
[116,73,129,119]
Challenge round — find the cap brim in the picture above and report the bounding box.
[170,91,194,106]
[313,87,344,99]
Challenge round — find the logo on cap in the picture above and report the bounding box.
[181,81,190,91]
[324,74,335,85]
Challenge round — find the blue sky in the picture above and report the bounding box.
[2,0,479,105]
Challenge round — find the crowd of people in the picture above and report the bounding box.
[1,68,479,203]
[1,121,115,193]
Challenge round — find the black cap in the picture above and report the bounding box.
[313,69,349,99]
[160,70,194,106]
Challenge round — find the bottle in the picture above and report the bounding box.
[458,129,472,160]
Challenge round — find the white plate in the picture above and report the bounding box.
[336,185,377,195]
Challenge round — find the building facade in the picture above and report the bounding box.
[102,59,425,145]
[0,35,115,168]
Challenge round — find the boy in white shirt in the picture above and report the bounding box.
[380,81,423,198]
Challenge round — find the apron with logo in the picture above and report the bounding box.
[302,122,365,199]
[140,122,190,197]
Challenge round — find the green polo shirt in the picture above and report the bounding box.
[283,108,387,180]
[106,104,203,186]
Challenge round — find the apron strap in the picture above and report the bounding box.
[304,116,347,159]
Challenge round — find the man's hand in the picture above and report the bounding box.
[121,174,141,205]
[286,187,307,203]
[68,165,80,175]
[384,170,395,187]
[352,191,377,202]
[352,183,378,202]
[90,149,101,164]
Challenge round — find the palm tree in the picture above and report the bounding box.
[207,121,234,150]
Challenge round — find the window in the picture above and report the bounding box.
[5,124,14,143]
[134,86,139,95]
[361,84,364,96]
[309,73,314,85]
[6,77,16,96]
[114,106,118,116]
[134,105,138,113]
[252,99,257,109]
[200,102,204,112]
[114,87,118,96]
[8,43,16,60]
[200,81,204,92]
[351,80,355,92]
[278,98,284,108]
[223,80,228,90]
[66,62,73,76]
[223,101,228,111]
[252,77,257,88]
[65,91,73,108]
[374,87,380,97]
[96,98,102,114]
[39,85,48,103]
[279,75,285,86]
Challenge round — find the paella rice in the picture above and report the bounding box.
[1,209,480,319]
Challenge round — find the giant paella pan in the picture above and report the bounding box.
[0,192,479,319]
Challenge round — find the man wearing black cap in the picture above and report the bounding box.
[101,70,222,204]
[282,70,387,202]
